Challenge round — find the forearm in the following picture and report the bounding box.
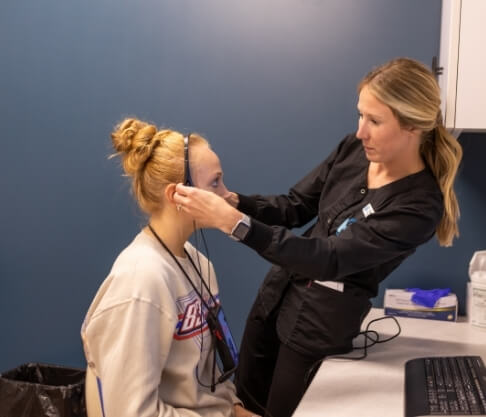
[240,218,335,279]
[241,210,428,281]
[236,192,318,228]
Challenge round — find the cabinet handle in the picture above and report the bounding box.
[431,56,444,80]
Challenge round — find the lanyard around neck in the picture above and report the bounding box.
[147,224,218,311]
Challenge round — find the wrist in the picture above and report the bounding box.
[221,209,244,235]
[228,213,251,241]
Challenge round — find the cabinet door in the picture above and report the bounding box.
[455,0,486,130]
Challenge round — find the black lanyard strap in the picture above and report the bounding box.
[147,224,218,311]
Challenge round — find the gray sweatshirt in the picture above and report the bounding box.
[81,231,239,417]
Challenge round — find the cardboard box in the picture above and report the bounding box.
[384,289,458,321]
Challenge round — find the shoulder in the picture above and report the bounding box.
[95,232,181,311]
[116,232,175,283]
[82,235,179,337]
[368,171,443,245]
[391,169,443,214]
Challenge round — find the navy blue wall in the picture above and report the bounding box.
[1,0,483,372]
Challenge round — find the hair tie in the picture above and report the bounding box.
[435,110,444,128]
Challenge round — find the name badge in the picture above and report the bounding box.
[362,203,375,218]
[313,280,344,293]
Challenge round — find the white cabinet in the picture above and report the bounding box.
[439,0,486,132]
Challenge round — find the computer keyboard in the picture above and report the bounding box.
[405,356,486,416]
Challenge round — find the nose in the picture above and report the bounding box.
[219,182,230,199]
[356,119,368,141]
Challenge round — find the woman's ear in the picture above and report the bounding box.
[165,183,177,206]
[404,126,422,142]
[406,125,421,135]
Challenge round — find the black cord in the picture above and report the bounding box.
[192,224,207,388]
[192,226,221,392]
[149,224,272,413]
[199,229,212,296]
[188,226,222,392]
[196,229,274,416]
[190,228,272,415]
[193,227,216,387]
[238,383,274,417]
[303,315,402,387]
[147,224,223,391]
[345,315,402,358]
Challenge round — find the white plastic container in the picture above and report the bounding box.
[468,250,486,328]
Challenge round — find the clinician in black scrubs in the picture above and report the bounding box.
[173,57,463,417]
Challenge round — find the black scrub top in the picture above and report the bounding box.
[237,134,444,356]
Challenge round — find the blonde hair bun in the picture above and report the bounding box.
[111,118,159,176]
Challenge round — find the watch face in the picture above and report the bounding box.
[233,222,250,241]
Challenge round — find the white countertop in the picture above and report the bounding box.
[293,308,486,417]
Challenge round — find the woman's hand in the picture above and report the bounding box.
[234,403,261,417]
[174,184,243,234]
[224,192,240,208]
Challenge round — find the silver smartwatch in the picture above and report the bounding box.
[229,214,251,241]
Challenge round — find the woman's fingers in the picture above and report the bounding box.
[174,183,221,226]
[174,183,243,234]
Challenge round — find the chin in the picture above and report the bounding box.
[363,150,376,161]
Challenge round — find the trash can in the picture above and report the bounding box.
[0,362,87,417]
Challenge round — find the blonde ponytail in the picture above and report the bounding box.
[421,123,462,246]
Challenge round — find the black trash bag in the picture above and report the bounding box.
[0,363,87,417]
